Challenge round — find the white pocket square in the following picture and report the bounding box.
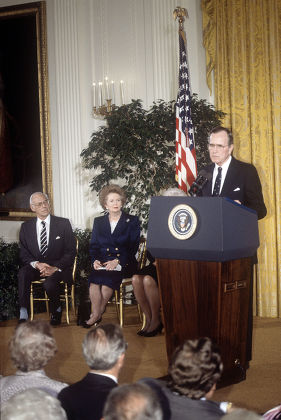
[55,236,61,240]
[233,187,240,192]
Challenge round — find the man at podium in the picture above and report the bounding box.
[199,126,267,220]
[199,126,266,364]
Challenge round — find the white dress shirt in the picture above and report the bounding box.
[30,214,51,268]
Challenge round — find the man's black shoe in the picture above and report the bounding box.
[18,318,27,324]
[50,311,62,326]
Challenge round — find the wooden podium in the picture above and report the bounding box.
[147,197,259,385]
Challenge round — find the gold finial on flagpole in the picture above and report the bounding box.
[173,7,188,30]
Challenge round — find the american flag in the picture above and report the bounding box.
[176,30,197,193]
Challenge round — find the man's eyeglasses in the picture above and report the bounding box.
[208,143,229,150]
[32,200,49,208]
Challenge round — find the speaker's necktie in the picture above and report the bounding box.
[212,167,222,196]
[40,221,48,256]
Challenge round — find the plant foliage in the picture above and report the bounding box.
[82,96,225,229]
[0,238,20,320]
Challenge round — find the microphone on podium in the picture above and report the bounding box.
[188,170,211,197]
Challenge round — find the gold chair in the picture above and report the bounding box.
[30,238,79,324]
[114,238,147,327]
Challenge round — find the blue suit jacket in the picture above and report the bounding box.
[200,157,267,220]
[89,211,140,268]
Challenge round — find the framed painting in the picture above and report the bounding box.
[0,1,52,220]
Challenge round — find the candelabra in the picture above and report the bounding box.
[92,77,124,118]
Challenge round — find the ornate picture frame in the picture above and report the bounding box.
[0,1,52,220]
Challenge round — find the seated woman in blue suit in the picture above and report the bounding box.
[85,184,140,327]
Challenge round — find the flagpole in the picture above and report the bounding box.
[173,6,197,193]
[173,6,188,31]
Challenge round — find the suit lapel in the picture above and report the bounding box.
[206,164,214,195]
[221,158,236,196]
[30,218,40,255]
[112,212,125,238]
[102,214,112,238]
[47,215,59,256]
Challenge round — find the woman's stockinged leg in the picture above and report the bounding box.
[143,275,161,332]
[132,274,152,331]
[87,283,102,325]
[100,285,114,315]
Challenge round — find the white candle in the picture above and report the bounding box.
[111,80,115,105]
[120,80,124,105]
[98,82,103,106]
[104,76,109,99]
[92,82,96,107]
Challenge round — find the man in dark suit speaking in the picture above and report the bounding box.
[199,126,266,362]
[18,192,76,325]
[200,126,267,220]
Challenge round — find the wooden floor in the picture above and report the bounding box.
[1,306,281,415]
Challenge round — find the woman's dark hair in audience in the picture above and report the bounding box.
[167,337,223,399]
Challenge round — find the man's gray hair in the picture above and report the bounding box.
[103,383,163,420]
[162,188,187,197]
[30,192,49,205]
[82,324,127,370]
[0,388,67,420]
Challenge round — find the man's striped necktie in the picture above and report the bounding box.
[40,221,48,256]
[212,167,222,197]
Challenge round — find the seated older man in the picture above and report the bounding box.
[58,323,127,420]
[0,320,67,405]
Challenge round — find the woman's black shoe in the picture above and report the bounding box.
[143,322,163,337]
[81,317,102,329]
[137,329,147,336]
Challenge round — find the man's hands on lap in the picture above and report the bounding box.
[35,262,58,277]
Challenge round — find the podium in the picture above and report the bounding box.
[147,197,259,385]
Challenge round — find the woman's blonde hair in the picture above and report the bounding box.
[9,320,57,372]
[99,184,126,210]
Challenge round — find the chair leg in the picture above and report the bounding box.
[141,312,146,330]
[65,283,69,324]
[71,285,76,315]
[44,292,50,316]
[30,283,34,320]
[114,290,120,322]
[119,287,124,327]
[137,303,142,321]
[137,303,146,329]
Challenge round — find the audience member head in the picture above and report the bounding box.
[0,388,67,420]
[99,184,126,209]
[102,382,163,420]
[167,337,223,399]
[82,323,127,371]
[29,192,50,219]
[9,320,57,372]
[222,408,262,419]
[162,187,187,197]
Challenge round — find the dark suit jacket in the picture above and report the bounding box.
[19,215,76,272]
[140,378,224,420]
[90,211,140,268]
[58,373,117,420]
[200,157,267,219]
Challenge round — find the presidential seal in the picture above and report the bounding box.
[168,204,197,240]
